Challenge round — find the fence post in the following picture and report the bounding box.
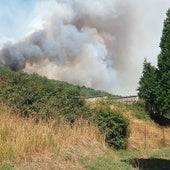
[162,127,166,146]
[144,126,147,149]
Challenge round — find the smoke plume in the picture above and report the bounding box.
[0,0,169,95]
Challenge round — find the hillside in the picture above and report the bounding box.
[0,66,111,98]
[0,66,112,122]
[0,99,170,170]
[0,66,170,169]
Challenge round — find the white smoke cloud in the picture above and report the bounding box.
[0,0,169,95]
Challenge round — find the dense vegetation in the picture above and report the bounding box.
[0,66,90,123]
[0,66,128,149]
[1,95,169,170]
[93,101,129,149]
[138,9,170,118]
[0,67,169,169]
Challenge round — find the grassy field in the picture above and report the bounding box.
[0,99,170,170]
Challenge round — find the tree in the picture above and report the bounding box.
[156,9,170,116]
[138,59,157,113]
[138,9,170,118]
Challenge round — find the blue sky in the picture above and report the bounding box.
[0,0,35,41]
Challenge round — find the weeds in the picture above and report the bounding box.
[0,100,106,169]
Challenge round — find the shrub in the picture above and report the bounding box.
[0,67,91,123]
[135,99,146,109]
[94,101,129,149]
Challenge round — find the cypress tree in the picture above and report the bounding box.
[138,9,170,118]
[138,59,157,112]
[156,9,170,116]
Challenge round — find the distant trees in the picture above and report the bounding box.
[138,9,170,118]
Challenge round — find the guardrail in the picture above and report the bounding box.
[86,95,138,104]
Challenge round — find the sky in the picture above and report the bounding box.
[0,0,36,44]
[0,0,169,95]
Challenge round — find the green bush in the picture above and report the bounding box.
[0,67,91,123]
[135,99,146,109]
[94,101,129,149]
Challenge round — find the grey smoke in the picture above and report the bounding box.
[0,0,169,95]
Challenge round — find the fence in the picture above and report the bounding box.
[129,124,170,149]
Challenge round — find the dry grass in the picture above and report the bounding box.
[110,104,132,120]
[0,101,106,169]
[110,102,170,150]
[128,118,170,150]
[1,99,169,169]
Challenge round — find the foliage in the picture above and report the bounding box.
[135,99,146,109]
[93,101,129,149]
[138,59,157,113]
[125,102,151,122]
[0,67,128,150]
[138,9,170,118]
[78,85,112,98]
[0,66,91,123]
[156,9,170,116]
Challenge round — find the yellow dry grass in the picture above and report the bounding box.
[128,118,170,150]
[110,102,170,150]
[0,101,106,169]
[1,99,169,169]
